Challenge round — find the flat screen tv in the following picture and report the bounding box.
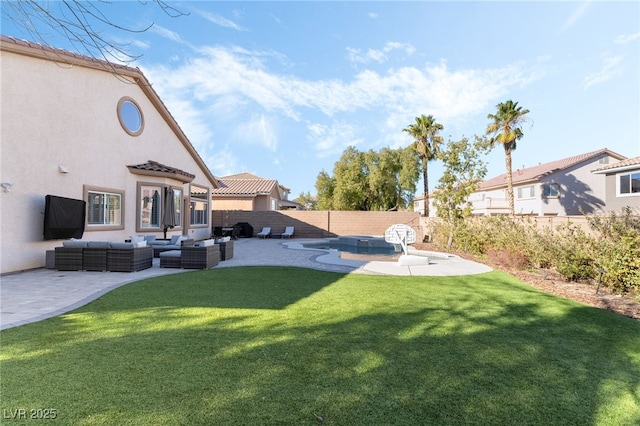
[43,195,86,240]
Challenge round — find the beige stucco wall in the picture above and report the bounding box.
[1,49,214,273]
[212,198,255,211]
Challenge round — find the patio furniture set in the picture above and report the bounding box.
[51,235,234,272]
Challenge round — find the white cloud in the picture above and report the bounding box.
[208,148,241,178]
[347,42,415,65]
[307,121,364,158]
[615,32,640,44]
[197,11,246,31]
[559,1,592,33]
[150,24,185,44]
[232,113,278,151]
[583,55,623,90]
[143,45,536,167]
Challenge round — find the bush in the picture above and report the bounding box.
[431,208,639,293]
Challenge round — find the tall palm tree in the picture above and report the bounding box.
[485,100,530,217]
[403,115,443,217]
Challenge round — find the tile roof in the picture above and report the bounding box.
[213,178,278,196]
[127,160,195,182]
[478,148,627,190]
[591,155,640,173]
[221,172,263,180]
[0,34,138,74]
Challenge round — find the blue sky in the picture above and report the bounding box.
[2,1,639,200]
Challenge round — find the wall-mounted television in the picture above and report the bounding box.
[43,195,86,240]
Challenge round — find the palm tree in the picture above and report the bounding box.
[403,115,444,217]
[485,100,531,217]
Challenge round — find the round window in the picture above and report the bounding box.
[117,97,144,136]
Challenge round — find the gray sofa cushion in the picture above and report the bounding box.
[87,241,111,249]
[110,242,135,249]
[63,240,88,248]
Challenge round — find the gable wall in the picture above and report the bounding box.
[602,168,640,212]
[1,49,213,273]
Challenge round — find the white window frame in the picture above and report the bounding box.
[84,186,124,231]
[139,184,163,231]
[617,171,640,197]
[190,185,209,227]
[516,185,535,200]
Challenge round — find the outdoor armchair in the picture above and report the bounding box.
[281,226,295,239]
[257,227,271,238]
[181,240,220,269]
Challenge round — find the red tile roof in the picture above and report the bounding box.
[213,178,278,196]
[592,155,640,173]
[478,148,627,190]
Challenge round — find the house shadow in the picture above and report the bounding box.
[82,266,346,311]
[544,174,605,214]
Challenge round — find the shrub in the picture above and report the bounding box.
[430,208,639,293]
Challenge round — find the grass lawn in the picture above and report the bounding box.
[1,267,639,425]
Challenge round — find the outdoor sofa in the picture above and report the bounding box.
[54,239,153,272]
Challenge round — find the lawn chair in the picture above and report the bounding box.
[281,226,295,239]
[257,227,271,238]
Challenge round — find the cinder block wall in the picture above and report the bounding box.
[212,210,422,240]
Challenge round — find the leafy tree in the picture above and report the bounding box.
[315,145,419,211]
[294,192,317,210]
[333,146,369,210]
[366,147,419,210]
[485,100,531,217]
[1,1,186,66]
[315,170,335,210]
[403,114,444,217]
[433,136,489,249]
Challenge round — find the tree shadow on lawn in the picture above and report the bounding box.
[102,266,344,311]
[1,269,639,425]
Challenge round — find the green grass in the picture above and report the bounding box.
[1,267,639,425]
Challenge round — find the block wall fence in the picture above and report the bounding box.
[212,210,423,240]
[213,211,638,240]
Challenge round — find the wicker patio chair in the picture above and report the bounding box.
[54,246,84,271]
[82,241,110,271]
[107,244,153,272]
[217,240,234,261]
[181,244,220,269]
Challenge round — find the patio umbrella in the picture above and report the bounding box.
[162,187,177,239]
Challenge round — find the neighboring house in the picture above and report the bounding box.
[0,35,218,274]
[591,156,640,213]
[468,148,627,216]
[212,173,298,211]
[412,194,437,217]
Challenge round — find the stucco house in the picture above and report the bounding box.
[212,173,299,211]
[468,148,627,216]
[0,35,218,274]
[591,155,640,214]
